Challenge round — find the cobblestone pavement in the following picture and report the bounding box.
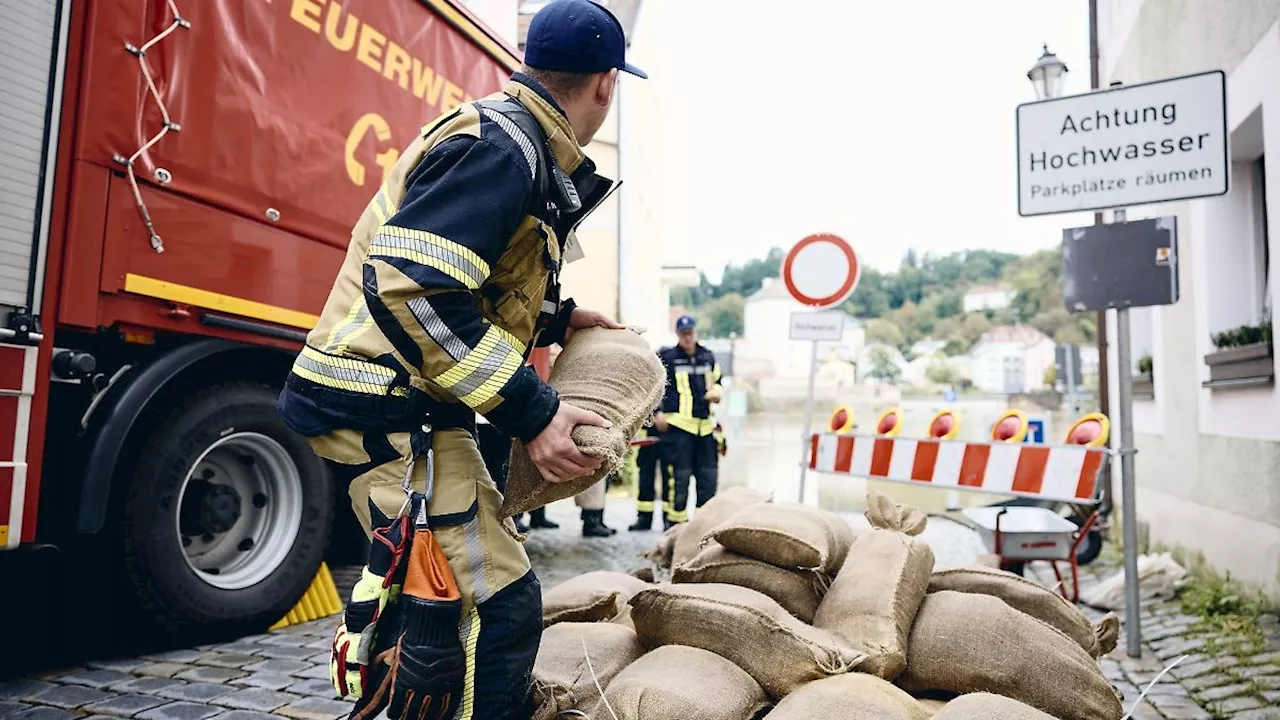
[2,495,1274,718]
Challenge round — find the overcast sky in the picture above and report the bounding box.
[629,0,1097,280]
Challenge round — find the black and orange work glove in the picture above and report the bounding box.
[386,510,465,720]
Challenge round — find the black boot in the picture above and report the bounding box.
[514,514,530,534]
[529,506,559,529]
[582,509,615,538]
[628,512,653,532]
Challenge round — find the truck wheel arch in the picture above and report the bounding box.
[76,338,296,534]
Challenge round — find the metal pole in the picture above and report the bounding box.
[1066,345,1078,415]
[798,338,819,503]
[1112,207,1143,657]
[1089,0,1114,515]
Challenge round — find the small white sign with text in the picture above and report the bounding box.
[789,311,845,341]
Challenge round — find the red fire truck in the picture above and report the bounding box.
[0,0,539,636]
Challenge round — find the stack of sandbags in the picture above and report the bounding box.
[898,591,1124,720]
[671,486,772,567]
[928,565,1120,658]
[629,583,867,699]
[542,571,651,626]
[532,622,645,720]
[503,328,666,517]
[813,490,935,679]
[673,502,854,622]
[763,673,930,720]
[646,522,686,569]
[595,645,770,720]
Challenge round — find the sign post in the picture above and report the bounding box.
[1019,70,1221,658]
[783,233,860,504]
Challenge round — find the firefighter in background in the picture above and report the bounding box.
[627,418,664,531]
[276,1,646,715]
[655,315,723,528]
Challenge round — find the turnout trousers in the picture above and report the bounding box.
[662,427,719,524]
[310,427,541,720]
[634,438,663,515]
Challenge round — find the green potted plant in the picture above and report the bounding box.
[1134,354,1154,399]
[1204,311,1273,388]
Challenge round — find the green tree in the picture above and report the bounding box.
[865,318,903,347]
[697,293,746,338]
[868,346,902,383]
[925,356,956,385]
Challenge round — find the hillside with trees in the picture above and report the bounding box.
[672,246,1095,357]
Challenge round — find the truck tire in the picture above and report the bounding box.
[121,382,333,637]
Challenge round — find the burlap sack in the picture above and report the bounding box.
[898,592,1123,720]
[594,645,770,720]
[916,698,950,716]
[543,571,651,627]
[672,486,772,567]
[503,328,666,516]
[931,694,1057,720]
[707,502,855,572]
[928,565,1119,658]
[764,674,931,720]
[531,622,646,720]
[629,583,866,699]
[813,491,934,680]
[673,541,824,622]
[646,522,686,569]
[610,606,636,631]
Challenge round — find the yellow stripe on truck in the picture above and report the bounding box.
[123,274,320,331]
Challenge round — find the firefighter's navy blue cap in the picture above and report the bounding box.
[675,315,696,332]
[524,0,648,79]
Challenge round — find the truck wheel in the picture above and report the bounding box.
[122,382,333,636]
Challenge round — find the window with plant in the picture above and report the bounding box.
[1210,309,1272,350]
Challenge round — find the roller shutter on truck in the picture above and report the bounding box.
[0,0,67,322]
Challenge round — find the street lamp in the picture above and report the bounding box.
[1027,44,1069,100]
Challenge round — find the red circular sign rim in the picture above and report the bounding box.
[782,233,860,308]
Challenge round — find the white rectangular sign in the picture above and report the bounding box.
[789,311,844,341]
[1016,70,1228,217]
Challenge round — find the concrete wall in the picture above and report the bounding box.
[1101,0,1280,600]
[560,106,620,318]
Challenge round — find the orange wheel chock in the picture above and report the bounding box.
[875,407,904,437]
[990,409,1030,443]
[1065,412,1111,447]
[828,406,855,434]
[927,409,960,440]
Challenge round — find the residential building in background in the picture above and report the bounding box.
[962,284,1015,313]
[1099,0,1280,600]
[739,278,866,378]
[969,326,1054,394]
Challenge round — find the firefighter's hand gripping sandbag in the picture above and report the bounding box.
[331,493,465,720]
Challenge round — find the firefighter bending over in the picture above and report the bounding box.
[276,1,646,717]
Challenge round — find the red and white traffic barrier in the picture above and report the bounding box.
[808,432,1105,504]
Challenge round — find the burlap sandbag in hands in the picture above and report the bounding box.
[594,645,770,720]
[542,571,651,627]
[931,693,1057,720]
[764,674,931,720]
[813,491,934,680]
[673,541,825,622]
[708,502,855,572]
[531,622,646,720]
[672,486,772,567]
[646,522,686,569]
[928,565,1120,658]
[898,591,1123,720]
[503,328,665,517]
[630,583,867,699]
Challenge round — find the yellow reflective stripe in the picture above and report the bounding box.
[294,347,396,395]
[458,607,482,719]
[636,500,655,512]
[350,567,385,603]
[676,371,693,417]
[712,363,723,384]
[667,414,716,436]
[322,297,373,356]
[368,225,490,290]
[434,325,525,408]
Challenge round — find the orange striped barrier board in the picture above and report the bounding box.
[808,433,1105,504]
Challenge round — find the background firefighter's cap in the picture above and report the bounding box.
[675,315,696,332]
[524,0,648,79]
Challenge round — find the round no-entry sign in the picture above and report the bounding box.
[782,233,860,308]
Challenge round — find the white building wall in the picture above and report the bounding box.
[1102,0,1280,601]
[459,0,518,46]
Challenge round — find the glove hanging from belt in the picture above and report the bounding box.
[332,427,466,720]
